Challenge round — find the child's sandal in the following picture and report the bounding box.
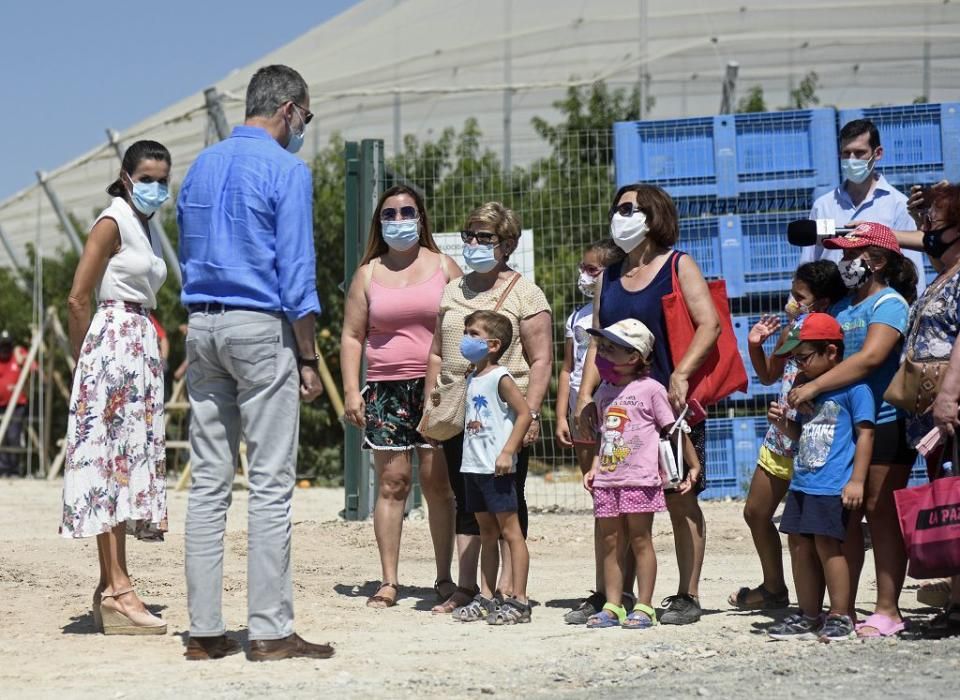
[486,597,531,625]
[623,603,657,629]
[586,602,626,629]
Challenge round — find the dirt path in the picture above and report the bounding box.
[0,480,956,698]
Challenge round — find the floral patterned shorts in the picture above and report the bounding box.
[363,378,431,451]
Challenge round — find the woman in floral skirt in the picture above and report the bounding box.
[60,140,171,635]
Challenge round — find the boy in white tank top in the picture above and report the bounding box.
[454,310,533,625]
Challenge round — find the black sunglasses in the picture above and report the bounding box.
[291,102,314,125]
[610,201,644,218]
[460,230,500,245]
[381,206,418,221]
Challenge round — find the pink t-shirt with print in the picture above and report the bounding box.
[593,376,677,488]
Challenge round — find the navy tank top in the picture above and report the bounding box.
[598,251,683,388]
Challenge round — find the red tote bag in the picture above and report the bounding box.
[661,253,748,406]
[895,472,960,580]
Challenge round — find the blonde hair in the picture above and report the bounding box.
[465,202,522,253]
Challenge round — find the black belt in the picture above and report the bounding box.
[187,303,272,314]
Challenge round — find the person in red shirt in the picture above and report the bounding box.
[0,330,29,477]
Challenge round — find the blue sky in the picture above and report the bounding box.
[0,0,361,199]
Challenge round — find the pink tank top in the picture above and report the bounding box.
[365,264,446,381]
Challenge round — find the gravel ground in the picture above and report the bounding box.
[0,479,956,699]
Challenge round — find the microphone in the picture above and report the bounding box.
[787,219,855,247]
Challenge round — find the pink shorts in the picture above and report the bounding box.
[593,486,666,519]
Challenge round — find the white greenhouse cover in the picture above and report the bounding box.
[2,0,959,262]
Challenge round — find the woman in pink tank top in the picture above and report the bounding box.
[341,185,463,609]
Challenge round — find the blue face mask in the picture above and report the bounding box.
[460,335,491,363]
[841,156,874,184]
[285,108,306,154]
[462,243,499,272]
[127,176,169,216]
[382,219,420,251]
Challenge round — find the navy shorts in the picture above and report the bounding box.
[779,490,849,541]
[871,418,917,466]
[464,473,518,514]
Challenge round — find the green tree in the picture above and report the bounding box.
[786,71,820,109]
[736,85,767,113]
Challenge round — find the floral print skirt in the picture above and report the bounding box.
[60,301,167,539]
[363,378,432,451]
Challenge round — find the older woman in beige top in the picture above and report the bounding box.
[425,202,552,613]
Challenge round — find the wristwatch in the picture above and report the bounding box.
[529,410,541,422]
[298,353,320,371]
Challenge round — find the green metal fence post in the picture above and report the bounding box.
[342,141,363,520]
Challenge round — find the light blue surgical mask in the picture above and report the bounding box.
[462,243,499,272]
[127,175,169,216]
[841,156,874,184]
[285,108,307,154]
[382,219,420,251]
[460,335,490,363]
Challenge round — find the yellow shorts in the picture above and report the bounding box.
[757,445,794,482]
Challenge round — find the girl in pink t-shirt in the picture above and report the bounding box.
[582,319,700,629]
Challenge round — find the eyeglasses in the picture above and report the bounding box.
[461,230,500,245]
[793,350,818,366]
[291,102,314,125]
[381,206,418,221]
[610,201,644,218]
[579,263,603,276]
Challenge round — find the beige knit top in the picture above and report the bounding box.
[437,273,551,396]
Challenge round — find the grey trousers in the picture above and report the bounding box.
[184,309,300,640]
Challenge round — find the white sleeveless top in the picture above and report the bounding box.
[94,197,167,309]
[461,366,518,475]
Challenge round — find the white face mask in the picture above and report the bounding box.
[577,270,600,297]
[838,257,870,289]
[610,211,649,253]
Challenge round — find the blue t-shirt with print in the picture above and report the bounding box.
[791,383,875,496]
[830,289,909,425]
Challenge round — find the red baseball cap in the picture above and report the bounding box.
[775,312,844,356]
[822,221,901,254]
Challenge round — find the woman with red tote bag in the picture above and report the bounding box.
[574,184,722,627]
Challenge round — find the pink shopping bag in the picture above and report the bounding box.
[894,474,960,579]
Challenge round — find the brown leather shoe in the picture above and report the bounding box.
[247,633,335,662]
[184,635,243,661]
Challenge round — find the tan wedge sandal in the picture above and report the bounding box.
[99,588,166,635]
[92,588,103,632]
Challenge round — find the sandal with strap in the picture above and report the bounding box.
[434,578,457,602]
[855,612,906,638]
[99,588,166,635]
[453,594,498,622]
[728,584,790,611]
[586,602,626,629]
[432,585,479,614]
[366,582,400,609]
[623,603,657,629]
[487,597,532,625]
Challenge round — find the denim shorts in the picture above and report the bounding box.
[464,473,518,514]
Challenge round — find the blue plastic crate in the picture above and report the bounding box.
[731,314,783,400]
[682,211,805,297]
[614,108,839,200]
[837,102,960,187]
[675,190,818,217]
[701,417,767,500]
[678,217,724,279]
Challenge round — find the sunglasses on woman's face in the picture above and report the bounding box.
[611,201,643,218]
[381,206,418,221]
[460,230,500,245]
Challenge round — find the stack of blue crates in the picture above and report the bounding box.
[613,101,960,498]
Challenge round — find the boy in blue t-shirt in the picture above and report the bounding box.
[766,313,875,642]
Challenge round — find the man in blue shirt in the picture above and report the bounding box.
[799,118,927,295]
[178,64,332,663]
